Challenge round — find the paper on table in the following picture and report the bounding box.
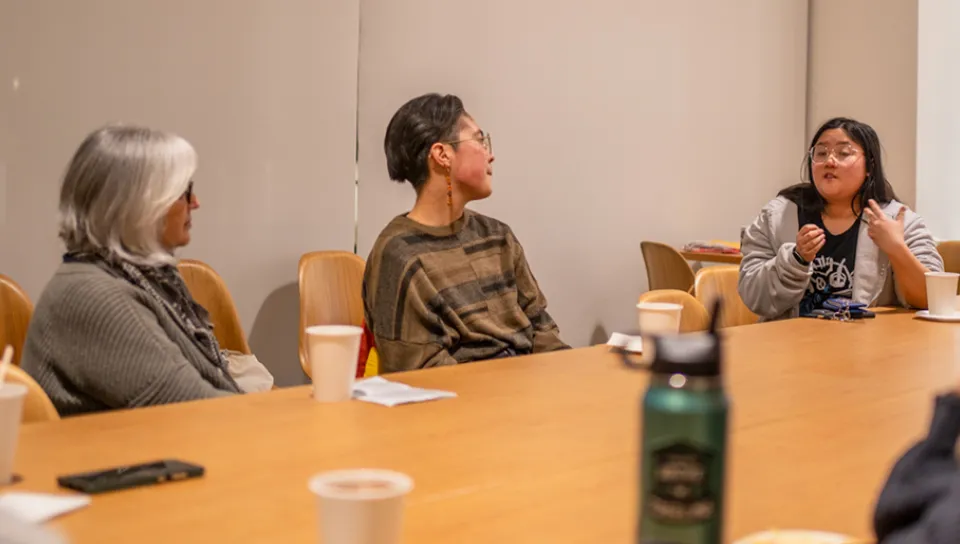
[0,492,91,524]
[352,376,456,407]
[0,511,68,544]
[607,332,643,353]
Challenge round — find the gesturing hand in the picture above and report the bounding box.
[796,223,825,263]
[863,199,906,254]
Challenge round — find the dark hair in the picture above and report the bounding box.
[383,93,465,190]
[778,117,898,215]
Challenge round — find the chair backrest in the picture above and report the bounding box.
[177,259,251,354]
[938,241,960,274]
[0,274,33,366]
[298,251,366,375]
[694,265,759,328]
[640,241,696,293]
[5,366,60,423]
[636,289,711,333]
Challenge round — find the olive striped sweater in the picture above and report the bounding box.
[363,210,568,373]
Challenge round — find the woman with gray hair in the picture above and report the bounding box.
[20,125,253,416]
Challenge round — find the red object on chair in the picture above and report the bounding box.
[356,321,375,378]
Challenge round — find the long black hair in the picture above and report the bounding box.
[779,117,898,215]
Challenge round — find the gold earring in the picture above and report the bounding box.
[446,172,453,207]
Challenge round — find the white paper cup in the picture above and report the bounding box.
[637,302,683,335]
[0,384,27,485]
[734,529,855,544]
[306,326,363,402]
[925,272,959,317]
[308,469,413,544]
[636,302,683,361]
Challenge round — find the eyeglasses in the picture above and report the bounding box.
[809,145,860,164]
[444,133,493,154]
[182,181,194,203]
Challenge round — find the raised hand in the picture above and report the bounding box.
[796,223,825,262]
[863,199,906,254]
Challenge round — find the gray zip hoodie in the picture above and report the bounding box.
[738,196,943,320]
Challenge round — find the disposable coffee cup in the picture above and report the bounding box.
[308,469,413,544]
[0,383,27,485]
[306,326,363,402]
[636,302,683,360]
[925,272,959,317]
[637,302,683,336]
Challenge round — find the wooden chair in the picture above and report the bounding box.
[0,274,33,366]
[641,241,696,293]
[298,251,366,376]
[938,241,960,274]
[177,259,251,354]
[5,365,59,423]
[694,265,759,328]
[637,289,711,333]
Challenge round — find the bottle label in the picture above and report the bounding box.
[647,442,716,523]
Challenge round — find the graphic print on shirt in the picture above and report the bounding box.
[800,254,858,315]
[797,208,861,316]
[810,256,853,295]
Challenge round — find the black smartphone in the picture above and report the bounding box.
[57,459,204,494]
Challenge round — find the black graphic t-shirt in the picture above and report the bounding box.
[798,210,860,316]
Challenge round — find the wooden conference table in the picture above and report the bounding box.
[11,311,960,543]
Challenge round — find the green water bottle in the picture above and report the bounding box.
[625,302,729,544]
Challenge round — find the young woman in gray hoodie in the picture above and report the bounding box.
[738,117,943,320]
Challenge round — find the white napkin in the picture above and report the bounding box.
[0,511,68,544]
[607,332,643,353]
[352,376,456,407]
[0,492,91,523]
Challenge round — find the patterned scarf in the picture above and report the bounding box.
[63,250,231,374]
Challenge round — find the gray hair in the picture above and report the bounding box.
[58,124,197,266]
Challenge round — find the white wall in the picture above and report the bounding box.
[916,0,960,240]
[0,0,360,385]
[356,0,809,347]
[807,0,919,207]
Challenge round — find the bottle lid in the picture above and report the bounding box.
[649,332,721,377]
[647,297,723,377]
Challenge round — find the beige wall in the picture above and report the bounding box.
[0,4,10,234]
[0,0,360,386]
[8,0,932,365]
[806,0,919,207]
[356,0,810,347]
[916,0,960,240]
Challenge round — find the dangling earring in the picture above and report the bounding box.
[446,171,453,207]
